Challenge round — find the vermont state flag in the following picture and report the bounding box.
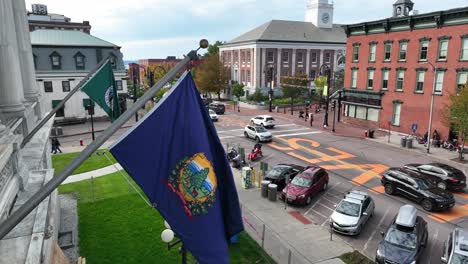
[81,61,121,121]
[110,72,243,263]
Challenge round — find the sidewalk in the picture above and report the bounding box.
[56,119,136,137]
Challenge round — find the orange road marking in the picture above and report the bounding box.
[269,142,294,151]
[287,138,321,149]
[320,147,356,161]
[288,152,323,164]
[371,186,385,194]
[352,164,388,185]
[428,204,468,223]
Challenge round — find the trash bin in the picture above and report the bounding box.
[406,137,413,149]
[268,184,277,202]
[400,137,407,147]
[368,129,375,138]
[241,167,252,189]
[261,180,271,198]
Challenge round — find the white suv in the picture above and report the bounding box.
[250,115,275,128]
[244,125,273,143]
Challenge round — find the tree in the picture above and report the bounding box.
[281,74,309,115]
[314,76,328,105]
[334,69,344,90]
[194,53,227,100]
[444,82,468,160]
[231,83,245,101]
[142,63,177,89]
[206,41,224,57]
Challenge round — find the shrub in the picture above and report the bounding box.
[247,90,268,102]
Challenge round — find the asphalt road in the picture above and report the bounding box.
[214,111,467,264]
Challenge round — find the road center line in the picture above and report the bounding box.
[364,207,391,252]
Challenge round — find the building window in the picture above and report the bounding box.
[282,51,289,63]
[227,53,231,63]
[438,40,449,60]
[392,103,402,126]
[461,38,468,60]
[247,51,251,63]
[396,70,405,91]
[369,44,376,62]
[311,52,317,63]
[419,41,429,61]
[434,71,445,94]
[49,51,61,70]
[367,70,374,89]
[457,71,467,92]
[74,52,85,70]
[267,51,274,63]
[310,70,316,80]
[297,51,304,63]
[415,71,425,93]
[247,70,251,82]
[351,69,358,88]
[62,81,70,92]
[241,52,245,63]
[109,54,117,69]
[384,43,392,61]
[33,54,37,69]
[352,46,359,62]
[241,71,245,83]
[399,42,407,61]
[234,52,238,63]
[44,81,53,93]
[115,80,123,91]
[382,70,389,90]
[325,52,331,63]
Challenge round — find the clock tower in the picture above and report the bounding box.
[305,0,334,29]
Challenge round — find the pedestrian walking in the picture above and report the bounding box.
[309,113,314,127]
[50,137,56,154]
[52,137,62,154]
[305,108,309,121]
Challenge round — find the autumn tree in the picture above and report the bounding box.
[194,53,227,100]
[444,82,468,160]
[142,63,178,90]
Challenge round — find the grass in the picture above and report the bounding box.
[58,172,275,264]
[52,150,117,175]
[340,250,374,264]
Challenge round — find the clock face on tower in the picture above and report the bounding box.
[322,13,330,24]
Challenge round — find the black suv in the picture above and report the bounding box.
[375,205,428,264]
[209,103,225,114]
[264,164,304,191]
[403,163,466,191]
[381,168,455,211]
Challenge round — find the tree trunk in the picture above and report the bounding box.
[291,97,294,115]
[218,91,221,101]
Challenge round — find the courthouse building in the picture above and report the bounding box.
[219,0,347,95]
[342,0,468,138]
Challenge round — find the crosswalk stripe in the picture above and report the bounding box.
[275,131,322,137]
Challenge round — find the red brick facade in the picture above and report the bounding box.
[343,8,468,140]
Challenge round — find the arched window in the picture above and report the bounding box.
[74,52,85,70]
[396,7,402,15]
[49,51,62,70]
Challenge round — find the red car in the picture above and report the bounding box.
[281,166,329,205]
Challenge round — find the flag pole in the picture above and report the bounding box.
[20,57,111,148]
[0,40,208,239]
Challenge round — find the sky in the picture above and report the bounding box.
[25,0,468,61]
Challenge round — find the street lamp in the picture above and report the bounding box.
[263,64,275,112]
[161,220,187,264]
[422,61,437,154]
[319,64,331,128]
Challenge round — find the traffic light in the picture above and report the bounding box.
[331,100,336,111]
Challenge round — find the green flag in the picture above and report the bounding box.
[81,62,121,121]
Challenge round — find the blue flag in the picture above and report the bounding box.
[110,72,243,263]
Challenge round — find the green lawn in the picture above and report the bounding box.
[59,172,275,264]
[52,150,117,175]
[340,250,374,264]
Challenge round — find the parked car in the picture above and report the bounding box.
[202,98,213,106]
[330,190,375,236]
[375,205,428,264]
[209,103,225,114]
[280,166,329,205]
[250,115,275,128]
[381,167,455,211]
[403,163,466,191]
[244,125,273,143]
[209,109,218,122]
[264,164,304,191]
[441,228,468,263]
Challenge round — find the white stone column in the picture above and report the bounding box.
[12,0,39,102]
[254,47,260,88]
[333,49,339,72]
[261,48,266,88]
[276,48,281,87]
[0,0,26,115]
[291,49,296,76]
[320,49,324,68]
[306,49,311,76]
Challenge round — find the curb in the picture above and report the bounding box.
[57,125,133,138]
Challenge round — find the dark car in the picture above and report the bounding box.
[209,103,225,114]
[375,205,428,264]
[381,168,455,211]
[403,163,466,191]
[264,164,304,191]
[280,166,329,205]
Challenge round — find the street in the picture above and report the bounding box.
[214,110,467,264]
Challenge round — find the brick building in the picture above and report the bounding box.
[342,0,468,139]
[219,0,346,96]
[28,4,92,34]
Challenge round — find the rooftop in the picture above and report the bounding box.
[224,20,346,45]
[30,30,119,48]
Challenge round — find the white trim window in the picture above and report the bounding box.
[434,71,445,94]
[384,43,392,61]
[461,38,468,61]
[267,51,274,63]
[438,39,449,60]
[369,44,376,62]
[396,70,405,91]
[367,70,374,90]
[457,71,467,92]
[415,71,425,93]
[351,69,358,88]
[382,70,389,90]
[392,103,402,126]
[282,51,289,64]
[419,40,429,61]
